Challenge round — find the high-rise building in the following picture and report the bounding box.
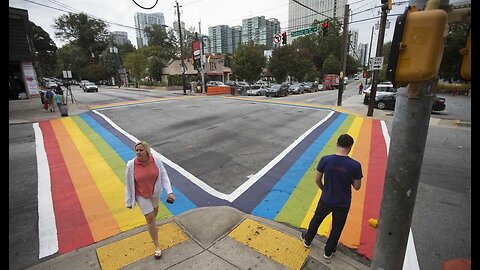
[208,25,230,54]
[229,26,242,54]
[134,12,165,48]
[357,43,368,66]
[348,29,359,58]
[111,31,129,46]
[173,20,186,38]
[242,16,281,49]
[288,0,346,42]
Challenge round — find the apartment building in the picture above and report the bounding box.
[134,12,165,48]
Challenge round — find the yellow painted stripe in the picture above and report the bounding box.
[229,218,309,270]
[340,116,368,247]
[50,119,121,241]
[340,117,373,248]
[96,222,188,270]
[61,117,145,231]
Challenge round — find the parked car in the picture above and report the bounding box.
[83,82,98,92]
[206,81,225,86]
[303,82,318,93]
[288,83,305,94]
[265,84,289,97]
[363,82,397,104]
[374,93,446,112]
[246,85,267,96]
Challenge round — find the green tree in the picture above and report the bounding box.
[289,47,316,82]
[144,24,177,58]
[438,19,470,81]
[56,43,87,80]
[28,21,58,78]
[53,13,110,64]
[323,54,339,74]
[139,46,170,81]
[231,42,266,84]
[124,50,148,87]
[82,63,107,82]
[268,46,291,83]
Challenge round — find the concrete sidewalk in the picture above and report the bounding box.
[26,206,370,270]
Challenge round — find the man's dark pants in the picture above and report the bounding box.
[304,200,349,254]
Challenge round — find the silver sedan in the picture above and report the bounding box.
[246,86,267,96]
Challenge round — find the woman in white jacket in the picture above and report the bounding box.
[125,141,176,259]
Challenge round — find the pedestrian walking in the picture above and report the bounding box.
[358,83,364,94]
[54,91,62,113]
[125,141,176,259]
[300,134,363,259]
[45,88,56,112]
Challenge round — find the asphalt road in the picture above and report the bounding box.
[9,83,471,269]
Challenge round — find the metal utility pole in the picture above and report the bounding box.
[199,21,205,94]
[175,0,187,95]
[366,3,388,116]
[371,0,449,269]
[337,4,349,106]
[366,26,374,86]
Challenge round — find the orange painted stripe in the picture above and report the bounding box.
[50,119,121,241]
[340,117,372,247]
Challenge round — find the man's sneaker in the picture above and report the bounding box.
[300,232,311,248]
[323,250,336,259]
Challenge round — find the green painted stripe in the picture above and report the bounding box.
[274,115,355,226]
[72,116,127,184]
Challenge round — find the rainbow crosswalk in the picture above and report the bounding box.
[34,105,389,260]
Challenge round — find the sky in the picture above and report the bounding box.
[8,0,468,53]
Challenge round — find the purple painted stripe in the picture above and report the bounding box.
[232,112,341,213]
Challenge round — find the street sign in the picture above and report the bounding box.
[291,26,318,37]
[274,34,281,44]
[371,57,384,70]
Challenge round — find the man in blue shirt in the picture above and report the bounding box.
[301,133,363,259]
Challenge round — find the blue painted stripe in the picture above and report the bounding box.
[251,113,348,219]
[80,113,197,215]
[80,113,134,162]
[159,186,197,215]
[233,112,340,213]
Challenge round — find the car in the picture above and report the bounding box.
[246,85,267,96]
[83,82,98,92]
[288,83,305,94]
[374,93,446,112]
[265,84,289,97]
[363,82,397,105]
[206,81,225,86]
[303,82,318,93]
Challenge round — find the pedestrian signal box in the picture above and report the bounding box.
[459,29,470,81]
[387,6,447,86]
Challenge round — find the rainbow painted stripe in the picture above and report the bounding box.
[35,109,388,260]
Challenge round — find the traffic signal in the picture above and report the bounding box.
[282,32,287,45]
[381,0,392,10]
[322,22,328,36]
[386,6,447,85]
[459,29,470,81]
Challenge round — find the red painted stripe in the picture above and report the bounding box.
[39,120,94,253]
[358,120,388,259]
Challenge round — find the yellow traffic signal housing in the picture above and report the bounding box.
[388,7,447,84]
[459,29,470,81]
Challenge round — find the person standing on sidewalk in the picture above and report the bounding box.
[300,134,363,259]
[125,141,176,259]
[358,83,364,94]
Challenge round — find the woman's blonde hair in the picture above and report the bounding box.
[134,141,151,157]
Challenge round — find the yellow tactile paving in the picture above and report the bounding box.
[96,222,188,270]
[228,218,310,270]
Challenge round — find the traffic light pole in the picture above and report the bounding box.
[337,4,349,106]
[371,0,444,269]
[366,3,388,116]
[176,1,187,95]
